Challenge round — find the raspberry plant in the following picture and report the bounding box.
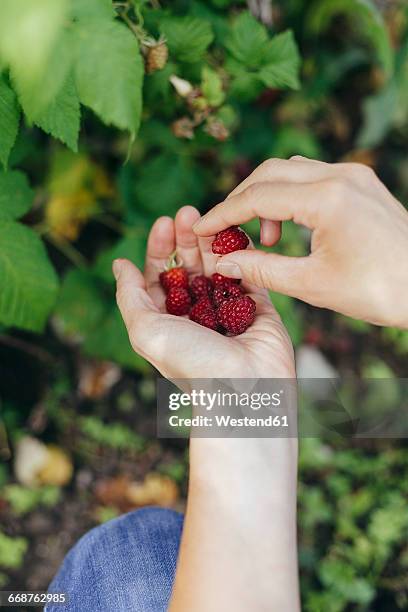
[0,0,406,360]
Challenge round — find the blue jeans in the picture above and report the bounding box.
[46,507,183,612]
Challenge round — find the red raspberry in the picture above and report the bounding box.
[190,275,212,301]
[190,297,217,330]
[212,226,249,255]
[213,283,243,307]
[211,272,240,287]
[160,267,189,293]
[190,296,212,318]
[198,310,218,330]
[216,296,256,335]
[165,287,191,315]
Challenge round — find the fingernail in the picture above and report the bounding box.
[216,260,242,279]
[112,259,122,281]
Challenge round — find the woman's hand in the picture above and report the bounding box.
[193,156,408,328]
[114,206,300,612]
[113,205,295,380]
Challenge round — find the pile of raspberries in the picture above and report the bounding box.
[159,226,256,336]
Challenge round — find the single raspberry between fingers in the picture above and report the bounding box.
[212,226,249,255]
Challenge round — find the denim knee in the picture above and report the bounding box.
[47,506,183,612]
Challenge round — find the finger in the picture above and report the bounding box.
[194,180,323,237]
[260,218,281,246]
[114,258,159,329]
[214,249,314,299]
[174,206,202,274]
[239,237,269,298]
[145,216,175,307]
[197,235,217,276]
[226,157,332,200]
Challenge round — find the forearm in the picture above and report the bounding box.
[170,436,300,612]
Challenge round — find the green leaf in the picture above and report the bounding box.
[0,0,69,114]
[34,75,81,152]
[0,531,27,569]
[225,11,268,69]
[0,221,58,332]
[0,75,20,169]
[357,81,398,147]
[270,125,321,159]
[15,30,75,122]
[3,484,60,516]
[134,153,201,217]
[269,291,304,346]
[201,66,225,107]
[84,308,150,372]
[93,233,147,282]
[0,171,34,221]
[161,16,214,63]
[228,68,263,101]
[74,20,143,133]
[55,269,109,339]
[55,268,149,371]
[259,31,301,90]
[308,0,394,76]
[71,0,116,21]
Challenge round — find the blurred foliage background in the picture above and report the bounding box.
[0,0,407,610]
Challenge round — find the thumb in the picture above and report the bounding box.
[113,258,158,334]
[215,250,312,298]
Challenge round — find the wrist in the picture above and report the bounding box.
[189,437,298,499]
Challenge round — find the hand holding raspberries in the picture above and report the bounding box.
[160,227,255,335]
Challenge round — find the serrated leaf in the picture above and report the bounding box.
[74,20,143,134]
[308,0,393,76]
[259,30,301,90]
[0,171,34,221]
[34,75,80,152]
[0,76,20,169]
[71,0,116,21]
[161,17,214,63]
[0,0,69,114]
[0,221,58,332]
[225,11,268,69]
[15,30,74,122]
